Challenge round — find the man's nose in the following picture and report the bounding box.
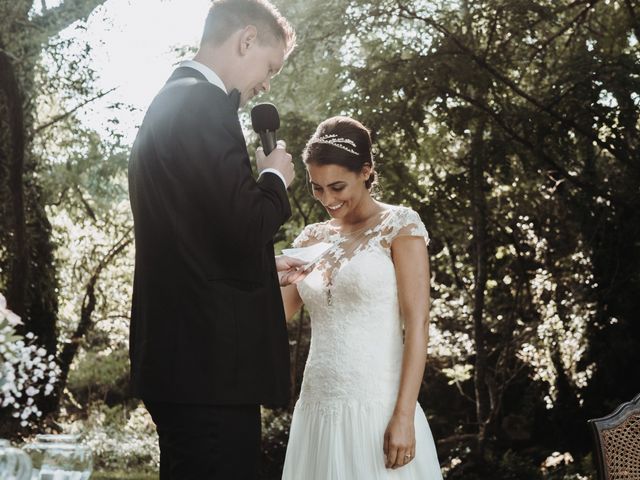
[261,79,271,93]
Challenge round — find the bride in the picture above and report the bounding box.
[279,116,443,479]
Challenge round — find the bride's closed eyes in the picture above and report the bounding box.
[311,184,346,193]
[310,178,348,191]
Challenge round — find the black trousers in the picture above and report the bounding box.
[144,401,261,480]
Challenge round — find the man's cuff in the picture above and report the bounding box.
[259,168,287,188]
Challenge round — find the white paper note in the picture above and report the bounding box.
[282,242,333,268]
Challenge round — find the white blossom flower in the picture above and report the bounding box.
[0,292,60,428]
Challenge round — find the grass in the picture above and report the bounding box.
[92,471,156,479]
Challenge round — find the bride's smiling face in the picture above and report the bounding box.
[307,163,371,220]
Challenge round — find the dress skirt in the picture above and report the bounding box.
[282,399,443,480]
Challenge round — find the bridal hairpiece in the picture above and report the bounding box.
[310,134,359,155]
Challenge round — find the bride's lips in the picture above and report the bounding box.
[325,202,345,213]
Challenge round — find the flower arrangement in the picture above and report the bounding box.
[0,293,60,427]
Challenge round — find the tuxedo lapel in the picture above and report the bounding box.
[227,89,240,111]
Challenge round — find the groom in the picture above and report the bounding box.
[128,1,299,478]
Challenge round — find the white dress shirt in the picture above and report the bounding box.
[179,60,287,189]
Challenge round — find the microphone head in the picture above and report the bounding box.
[251,103,280,132]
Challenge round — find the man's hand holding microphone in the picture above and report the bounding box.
[252,103,308,285]
[256,140,295,188]
[252,102,295,188]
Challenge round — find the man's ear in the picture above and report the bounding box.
[239,25,258,55]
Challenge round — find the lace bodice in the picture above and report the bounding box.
[292,205,429,406]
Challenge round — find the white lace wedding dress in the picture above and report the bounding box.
[281,205,443,480]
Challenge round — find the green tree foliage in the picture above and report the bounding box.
[1,0,637,477]
[0,0,134,436]
[264,0,639,474]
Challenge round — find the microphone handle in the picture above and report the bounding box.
[260,131,277,155]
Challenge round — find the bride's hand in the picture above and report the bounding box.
[276,255,313,286]
[383,412,416,469]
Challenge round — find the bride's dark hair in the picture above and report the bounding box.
[302,116,377,190]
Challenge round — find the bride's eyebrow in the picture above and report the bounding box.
[310,181,346,187]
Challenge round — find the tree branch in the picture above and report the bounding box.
[528,0,599,62]
[497,0,592,52]
[437,433,478,447]
[483,7,501,60]
[33,87,116,135]
[74,185,97,221]
[624,0,640,42]
[444,236,466,293]
[289,189,310,226]
[31,0,107,38]
[440,86,626,207]
[54,227,133,410]
[394,0,631,167]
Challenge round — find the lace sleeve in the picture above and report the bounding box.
[292,223,323,248]
[390,207,430,246]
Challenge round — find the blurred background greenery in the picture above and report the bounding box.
[1,0,638,478]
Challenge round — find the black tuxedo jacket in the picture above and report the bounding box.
[128,67,291,406]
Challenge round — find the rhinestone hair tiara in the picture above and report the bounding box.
[309,134,358,155]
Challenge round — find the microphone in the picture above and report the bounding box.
[251,103,280,155]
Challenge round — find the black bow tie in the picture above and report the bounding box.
[228,89,240,111]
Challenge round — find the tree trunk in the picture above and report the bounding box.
[54,232,132,412]
[0,0,109,431]
[0,49,28,322]
[470,119,491,458]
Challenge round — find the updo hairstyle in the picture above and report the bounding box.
[302,116,377,190]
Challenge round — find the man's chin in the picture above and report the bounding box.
[240,95,254,108]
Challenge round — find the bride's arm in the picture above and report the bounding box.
[281,284,304,322]
[384,235,431,470]
[276,255,307,321]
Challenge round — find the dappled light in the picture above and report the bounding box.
[1,0,639,478]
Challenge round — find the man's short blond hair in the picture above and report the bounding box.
[202,0,296,56]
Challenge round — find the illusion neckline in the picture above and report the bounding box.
[326,206,394,237]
